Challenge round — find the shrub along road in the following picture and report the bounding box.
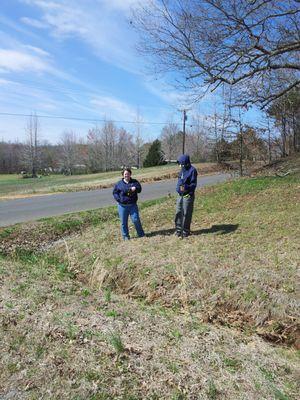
[0,173,230,227]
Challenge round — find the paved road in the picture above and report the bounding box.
[0,173,230,227]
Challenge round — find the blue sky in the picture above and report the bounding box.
[0,0,260,144]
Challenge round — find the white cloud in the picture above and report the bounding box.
[0,78,16,85]
[20,16,48,29]
[0,49,50,73]
[0,30,55,74]
[34,102,58,111]
[19,0,142,73]
[90,95,136,121]
[142,79,191,109]
[142,77,219,116]
[100,0,140,12]
[0,14,40,39]
[23,45,50,57]
[0,31,89,85]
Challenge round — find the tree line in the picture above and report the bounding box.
[1,94,298,176]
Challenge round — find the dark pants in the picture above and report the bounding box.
[175,194,195,236]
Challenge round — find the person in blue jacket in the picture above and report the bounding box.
[175,154,198,237]
[113,167,145,240]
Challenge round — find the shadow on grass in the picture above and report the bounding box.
[193,224,239,235]
[146,228,176,237]
[146,224,239,237]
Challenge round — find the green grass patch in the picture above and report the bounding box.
[199,174,299,213]
[207,379,218,399]
[49,218,83,233]
[107,331,125,354]
[0,226,18,239]
[223,356,242,373]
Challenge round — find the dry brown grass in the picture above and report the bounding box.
[61,176,299,347]
[1,255,299,399]
[253,154,300,177]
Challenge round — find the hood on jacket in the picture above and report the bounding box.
[177,154,191,167]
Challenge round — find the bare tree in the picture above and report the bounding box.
[101,121,119,171]
[160,122,181,161]
[259,114,280,163]
[0,141,24,173]
[133,109,144,168]
[39,140,60,173]
[267,87,300,155]
[188,116,208,162]
[116,127,135,167]
[60,131,79,175]
[23,113,40,177]
[88,123,134,172]
[206,90,234,163]
[133,0,300,108]
[87,126,103,172]
[206,110,231,163]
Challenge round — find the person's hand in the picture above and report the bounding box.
[131,186,136,192]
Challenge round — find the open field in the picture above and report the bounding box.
[0,163,219,199]
[0,157,299,399]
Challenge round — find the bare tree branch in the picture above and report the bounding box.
[133,0,300,107]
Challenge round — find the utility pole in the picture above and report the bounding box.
[182,109,187,154]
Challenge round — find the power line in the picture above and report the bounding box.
[0,111,178,126]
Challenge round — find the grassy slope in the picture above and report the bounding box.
[0,162,299,399]
[0,163,218,198]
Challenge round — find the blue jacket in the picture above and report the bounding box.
[113,178,142,205]
[176,154,198,196]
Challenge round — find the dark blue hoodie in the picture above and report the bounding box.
[113,178,142,205]
[176,154,198,196]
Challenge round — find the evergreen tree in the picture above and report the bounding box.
[143,139,165,167]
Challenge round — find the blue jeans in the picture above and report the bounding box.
[118,203,145,239]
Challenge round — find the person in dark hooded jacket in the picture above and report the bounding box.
[175,154,197,237]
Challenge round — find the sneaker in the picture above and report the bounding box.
[174,231,181,237]
[123,236,130,241]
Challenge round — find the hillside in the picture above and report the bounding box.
[0,156,299,399]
